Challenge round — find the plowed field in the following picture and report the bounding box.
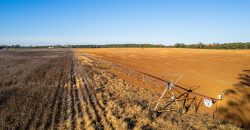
[77,48,250,98]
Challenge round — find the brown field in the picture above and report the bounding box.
[0,48,248,129]
[76,48,250,127]
[77,48,250,98]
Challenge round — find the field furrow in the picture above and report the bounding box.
[44,83,61,130]
[77,75,95,129]
[64,82,72,129]
[74,74,85,130]
[82,74,114,130]
[52,84,64,130]
[35,89,53,129]
[23,106,38,130]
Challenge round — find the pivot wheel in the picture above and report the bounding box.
[178,107,187,115]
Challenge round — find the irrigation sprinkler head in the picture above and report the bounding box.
[170,95,175,100]
[166,81,174,91]
[218,91,224,100]
[178,107,188,115]
[218,95,222,100]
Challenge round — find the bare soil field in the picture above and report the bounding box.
[76,48,250,127]
[0,48,245,129]
[77,48,250,98]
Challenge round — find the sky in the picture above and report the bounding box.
[0,0,250,45]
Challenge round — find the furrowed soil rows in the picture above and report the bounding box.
[0,49,242,129]
[35,88,53,129]
[74,75,84,130]
[44,83,61,129]
[53,84,64,128]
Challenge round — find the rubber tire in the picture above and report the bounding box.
[178,107,187,115]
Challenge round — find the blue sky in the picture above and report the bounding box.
[0,0,249,45]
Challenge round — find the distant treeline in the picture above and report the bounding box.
[0,44,166,48]
[0,45,21,48]
[174,42,250,49]
[1,42,250,49]
[71,44,166,48]
[0,45,68,48]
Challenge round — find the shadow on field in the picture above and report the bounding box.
[236,70,250,87]
[218,69,250,128]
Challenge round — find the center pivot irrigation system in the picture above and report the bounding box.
[82,53,224,118]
